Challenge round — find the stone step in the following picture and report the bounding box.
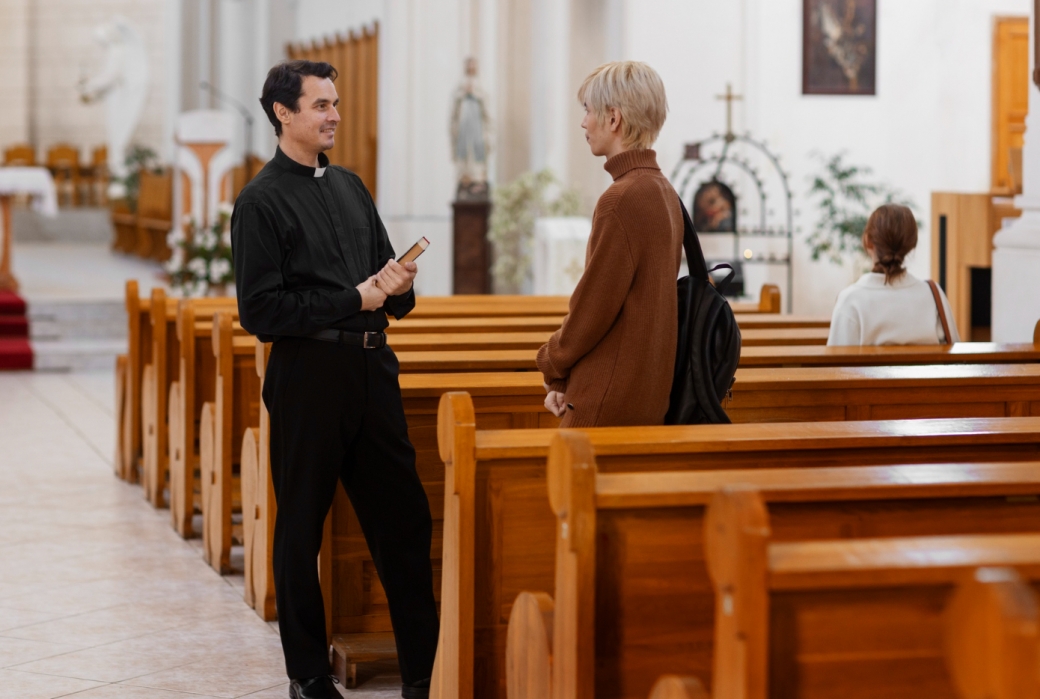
[32,339,126,372]
[27,299,126,341]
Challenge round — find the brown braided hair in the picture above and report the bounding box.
[862,204,917,285]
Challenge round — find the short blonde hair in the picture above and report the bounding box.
[578,61,668,150]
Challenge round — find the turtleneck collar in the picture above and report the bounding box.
[604,149,659,181]
[273,146,330,177]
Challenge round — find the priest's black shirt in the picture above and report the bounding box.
[231,147,414,342]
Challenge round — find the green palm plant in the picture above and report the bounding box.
[806,153,918,265]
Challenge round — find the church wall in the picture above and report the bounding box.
[0,0,31,153]
[30,0,168,163]
[295,0,383,43]
[621,0,1031,316]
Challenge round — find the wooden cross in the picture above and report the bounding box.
[716,83,743,137]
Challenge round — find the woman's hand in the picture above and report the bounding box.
[543,385,567,418]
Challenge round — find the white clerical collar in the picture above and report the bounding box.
[314,167,326,178]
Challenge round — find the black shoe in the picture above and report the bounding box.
[402,677,430,699]
[290,675,339,699]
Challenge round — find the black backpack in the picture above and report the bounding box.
[665,198,741,425]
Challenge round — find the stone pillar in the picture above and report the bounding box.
[992,3,1040,342]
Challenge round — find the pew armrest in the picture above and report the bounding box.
[648,676,710,699]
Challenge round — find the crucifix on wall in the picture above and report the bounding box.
[716,83,743,140]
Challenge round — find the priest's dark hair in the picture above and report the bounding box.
[260,60,339,137]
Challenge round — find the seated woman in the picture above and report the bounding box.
[827,203,959,345]
[536,61,683,427]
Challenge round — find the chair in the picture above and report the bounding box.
[3,144,36,166]
[46,144,82,207]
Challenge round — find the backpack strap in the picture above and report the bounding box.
[678,197,709,283]
[926,279,953,345]
[678,197,735,292]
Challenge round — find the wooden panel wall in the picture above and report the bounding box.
[992,17,1029,194]
[287,24,379,198]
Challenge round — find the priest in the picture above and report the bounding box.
[231,60,438,699]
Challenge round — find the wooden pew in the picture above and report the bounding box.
[393,342,1040,374]
[739,342,1040,367]
[199,312,260,572]
[406,284,780,319]
[168,302,251,537]
[384,327,828,353]
[727,364,1040,423]
[703,489,1040,699]
[432,394,1040,699]
[140,288,238,506]
[944,567,1040,699]
[117,280,150,482]
[505,430,1040,699]
[386,313,831,335]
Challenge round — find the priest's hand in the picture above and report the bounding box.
[357,277,388,311]
[375,259,417,296]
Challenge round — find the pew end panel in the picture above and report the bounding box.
[704,489,771,699]
[545,431,597,699]
[242,340,277,619]
[944,567,1040,699]
[1034,319,1040,344]
[505,592,554,699]
[115,354,127,477]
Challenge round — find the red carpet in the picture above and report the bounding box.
[0,291,32,370]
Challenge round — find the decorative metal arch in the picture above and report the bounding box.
[671,131,795,312]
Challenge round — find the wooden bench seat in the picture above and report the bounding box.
[704,489,1040,699]
[504,430,1040,699]
[430,394,1040,699]
[728,363,1040,423]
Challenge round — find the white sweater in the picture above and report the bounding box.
[827,271,960,346]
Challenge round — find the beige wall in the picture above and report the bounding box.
[7,0,167,164]
[0,0,31,155]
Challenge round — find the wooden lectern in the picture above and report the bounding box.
[931,193,1020,339]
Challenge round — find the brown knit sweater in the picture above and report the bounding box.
[536,149,683,428]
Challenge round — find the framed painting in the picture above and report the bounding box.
[803,0,877,95]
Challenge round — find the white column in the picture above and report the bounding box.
[992,8,1040,342]
[377,0,463,296]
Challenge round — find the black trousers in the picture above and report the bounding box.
[263,337,439,684]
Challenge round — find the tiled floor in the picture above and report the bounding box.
[0,371,402,699]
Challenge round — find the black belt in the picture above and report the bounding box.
[307,329,387,349]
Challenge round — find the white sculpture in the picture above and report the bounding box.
[77,15,149,198]
[450,57,491,200]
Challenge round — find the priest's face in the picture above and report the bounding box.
[281,76,341,155]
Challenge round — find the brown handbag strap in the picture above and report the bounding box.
[926,280,953,345]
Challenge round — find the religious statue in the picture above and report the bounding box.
[450,57,491,201]
[77,15,149,199]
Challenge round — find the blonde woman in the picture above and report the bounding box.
[537,61,684,427]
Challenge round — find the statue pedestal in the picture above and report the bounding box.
[452,200,491,294]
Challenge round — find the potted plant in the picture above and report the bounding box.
[806,153,918,276]
[165,203,235,297]
[488,169,580,293]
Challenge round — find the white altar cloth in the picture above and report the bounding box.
[0,167,59,216]
[533,216,592,295]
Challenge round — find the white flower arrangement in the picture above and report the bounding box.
[166,206,235,296]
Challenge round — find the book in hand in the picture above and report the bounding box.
[398,237,430,264]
